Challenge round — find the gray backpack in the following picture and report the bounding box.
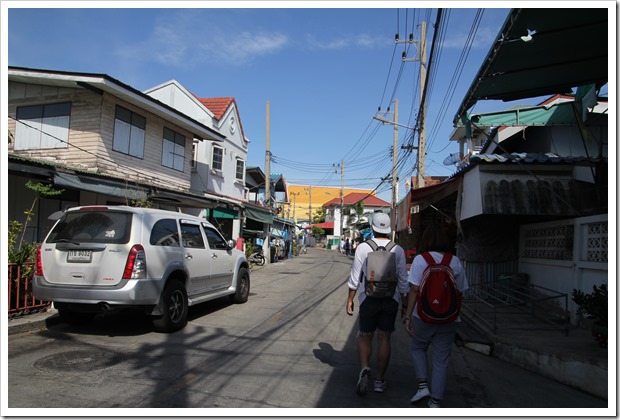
[364,239,397,298]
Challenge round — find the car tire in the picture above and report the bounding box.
[229,267,250,304]
[152,279,188,333]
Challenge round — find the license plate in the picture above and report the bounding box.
[67,250,92,263]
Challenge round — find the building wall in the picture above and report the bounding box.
[8,81,195,192]
[287,185,375,222]
[518,214,608,325]
[144,82,248,202]
[8,82,101,168]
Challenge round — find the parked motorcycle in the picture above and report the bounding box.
[248,249,266,266]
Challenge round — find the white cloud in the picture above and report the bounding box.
[114,12,289,67]
[305,33,389,50]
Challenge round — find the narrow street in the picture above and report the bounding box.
[7,248,607,414]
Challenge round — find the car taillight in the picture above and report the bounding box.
[36,246,43,276]
[122,245,146,279]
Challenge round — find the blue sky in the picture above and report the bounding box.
[5,3,526,203]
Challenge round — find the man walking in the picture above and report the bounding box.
[346,212,409,395]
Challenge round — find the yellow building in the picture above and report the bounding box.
[286,184,375,223]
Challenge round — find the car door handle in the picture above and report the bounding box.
[211,253,218,258]
[185,253,193,260]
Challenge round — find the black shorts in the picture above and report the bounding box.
[358,297,399,333]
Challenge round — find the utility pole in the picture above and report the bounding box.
[308,186,312,224]
[401,21,427,188]
[418,21,427,189]
[340,160,345,238]
[391,99,398,241]
[265,101,271,206]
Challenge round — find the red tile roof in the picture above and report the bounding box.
[195,96,246,141]
[324,192,390,207]
[198,97,234,120]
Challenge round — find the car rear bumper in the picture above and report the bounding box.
[32,276,164,306]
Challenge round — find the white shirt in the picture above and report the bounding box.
[348,238,409,305]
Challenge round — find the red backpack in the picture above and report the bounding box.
[417,252,460,323]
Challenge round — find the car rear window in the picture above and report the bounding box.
[47,210,132,244]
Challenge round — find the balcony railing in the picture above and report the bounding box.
[8,262,50,317]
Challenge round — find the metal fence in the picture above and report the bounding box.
[8,262,50,317]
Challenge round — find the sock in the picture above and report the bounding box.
[418,380,428,390]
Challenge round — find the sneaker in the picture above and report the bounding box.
[410,387,430,403]
[355,368,371,395]
[373,379,387,393]
[428,398,441,408]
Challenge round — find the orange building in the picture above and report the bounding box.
[286,184,374,223]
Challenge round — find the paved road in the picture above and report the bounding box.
[6,248,607,415]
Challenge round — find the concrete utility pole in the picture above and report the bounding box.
[401,21,427,189]
[391,99,398,241]
[340,160,345,237]
[308,186,312,223]
[418,21,427,189]
[265,101,271,207]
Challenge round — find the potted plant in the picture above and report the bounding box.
[572,284,608,348]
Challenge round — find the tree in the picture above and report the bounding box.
[311,226,325,238]
[313,207,325,224]
[9,181,64,263]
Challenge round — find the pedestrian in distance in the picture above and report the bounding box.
[346,212,409,396]
[345,238,351,256]
[404,223,469,408]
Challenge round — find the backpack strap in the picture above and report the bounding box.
[440,253,453,266]
[422,252,453,267]
[421,251,436,266]
[384,241,396,252]
[366,239,379,251]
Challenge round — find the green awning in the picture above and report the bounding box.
[210,208,238,219]
[245,206,274,224]
[463,101,582,127]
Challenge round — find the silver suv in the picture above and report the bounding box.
[33,205,250,333]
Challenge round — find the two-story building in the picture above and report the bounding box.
[7,66,230,243]
[144,81,252,241]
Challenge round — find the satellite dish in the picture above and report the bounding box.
[443,152,460,166]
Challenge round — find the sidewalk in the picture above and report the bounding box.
[457,303,609,400]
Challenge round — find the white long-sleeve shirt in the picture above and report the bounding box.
[348,238,409,305]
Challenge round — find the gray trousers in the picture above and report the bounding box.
[410,316,458,400]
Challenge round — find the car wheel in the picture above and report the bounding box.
[230,267,250,304]
[152,279,188,333]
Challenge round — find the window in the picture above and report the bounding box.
[202,223,228,250]
[212,144,223,171]
[15,102,71,150]
[47,210,132,245]
[235,158,245,182]
[113,106,145,158]
[180,222,205,249]
[150,219,180,247]
[162,127,186,171]
[191,142,198,170]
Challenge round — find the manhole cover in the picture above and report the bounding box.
[34,350,124,372]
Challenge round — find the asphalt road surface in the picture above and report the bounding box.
[6,248,608,415]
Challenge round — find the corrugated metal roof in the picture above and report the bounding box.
[470,153,597,164]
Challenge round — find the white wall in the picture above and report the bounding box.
[518,214,608,325]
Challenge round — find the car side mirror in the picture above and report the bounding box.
[227,239,236,250]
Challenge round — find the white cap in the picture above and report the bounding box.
[371,212,391,234]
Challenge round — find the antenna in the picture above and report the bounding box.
[442,152,460,166]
